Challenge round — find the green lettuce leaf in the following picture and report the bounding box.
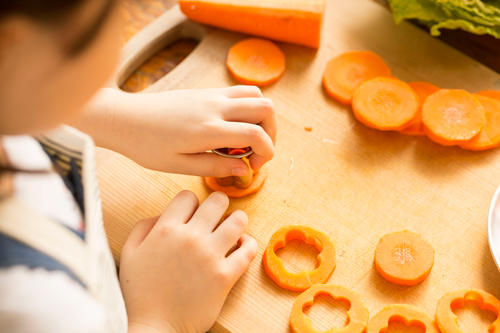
[430,18,500,36]
[387,0,500,38]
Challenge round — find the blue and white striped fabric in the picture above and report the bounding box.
[0,126,127,333]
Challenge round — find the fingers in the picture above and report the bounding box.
[170,153,250,177]
[155,190,199,227]
[223,98,277,144]
[230,122,274,171]
[205,122,275,171]
[189,191,229,231]
[224,234,258,280]
[212,210,248,254]
[122,216,159,250]
[222,85,263,98]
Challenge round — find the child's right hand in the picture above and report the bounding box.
[77,85,277,177]
[120,190,258,333]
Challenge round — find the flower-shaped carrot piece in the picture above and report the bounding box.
[436,289,500,333]
[290,284,369,333]
[263,225,336,292]
[368,304,439,333]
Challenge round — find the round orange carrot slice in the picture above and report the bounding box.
[322,51,392,105]
[263,225,336,292]
[226,38,285,86]
[290,284,369,333]
[368,304,439,333]
[374,230,434,286]
[400,82,440,136]
[352,77,419,131]
[460,95,500,151]
[478,90,500,102]
[422,89,485,146]
[204,167,267,198]
[436,289,500,333]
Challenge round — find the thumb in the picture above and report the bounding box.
[122,216,159,252]
[172,153,250,178]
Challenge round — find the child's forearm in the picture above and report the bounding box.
[69,88,129,151]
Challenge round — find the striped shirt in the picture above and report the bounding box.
[0,126,127,332]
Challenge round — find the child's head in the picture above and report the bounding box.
[0,0,122,135]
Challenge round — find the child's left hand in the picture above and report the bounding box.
[74,86,277,177]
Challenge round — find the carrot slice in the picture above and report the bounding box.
[422,89,485,146]
[400,82,440,136]
[436,289,500,333]
[263,225,336,292]
[460,95,500,151]
[228,148,249,155]
[226,38,285,86]
[478,90,500,102]
[290,284,369,333]
[368,304,439,333]
[352,77,419,131]
[322,51,392,105]
[204,167,267,198]
[374,230,434,286]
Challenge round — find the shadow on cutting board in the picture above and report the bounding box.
[367,261,430,304]
[480,241,500,296]
[412,139,497,181]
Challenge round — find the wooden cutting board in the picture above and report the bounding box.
[97,0,500,331]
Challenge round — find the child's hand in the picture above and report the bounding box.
[120,190,258,333]
[80,86,277,177]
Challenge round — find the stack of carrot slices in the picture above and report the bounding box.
[323,51,500,151]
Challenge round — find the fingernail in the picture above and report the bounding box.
[232,167,248,176]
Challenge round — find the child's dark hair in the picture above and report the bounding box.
[0,0,116,55]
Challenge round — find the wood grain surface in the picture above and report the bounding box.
[101,0,500,332]
[120,0,199,92]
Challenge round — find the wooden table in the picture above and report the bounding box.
[99,1,500,332]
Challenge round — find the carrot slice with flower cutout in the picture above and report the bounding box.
[263,225,336,292]
[368,304,439,333]
[290,284,369,333]
[436,289,500,333]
